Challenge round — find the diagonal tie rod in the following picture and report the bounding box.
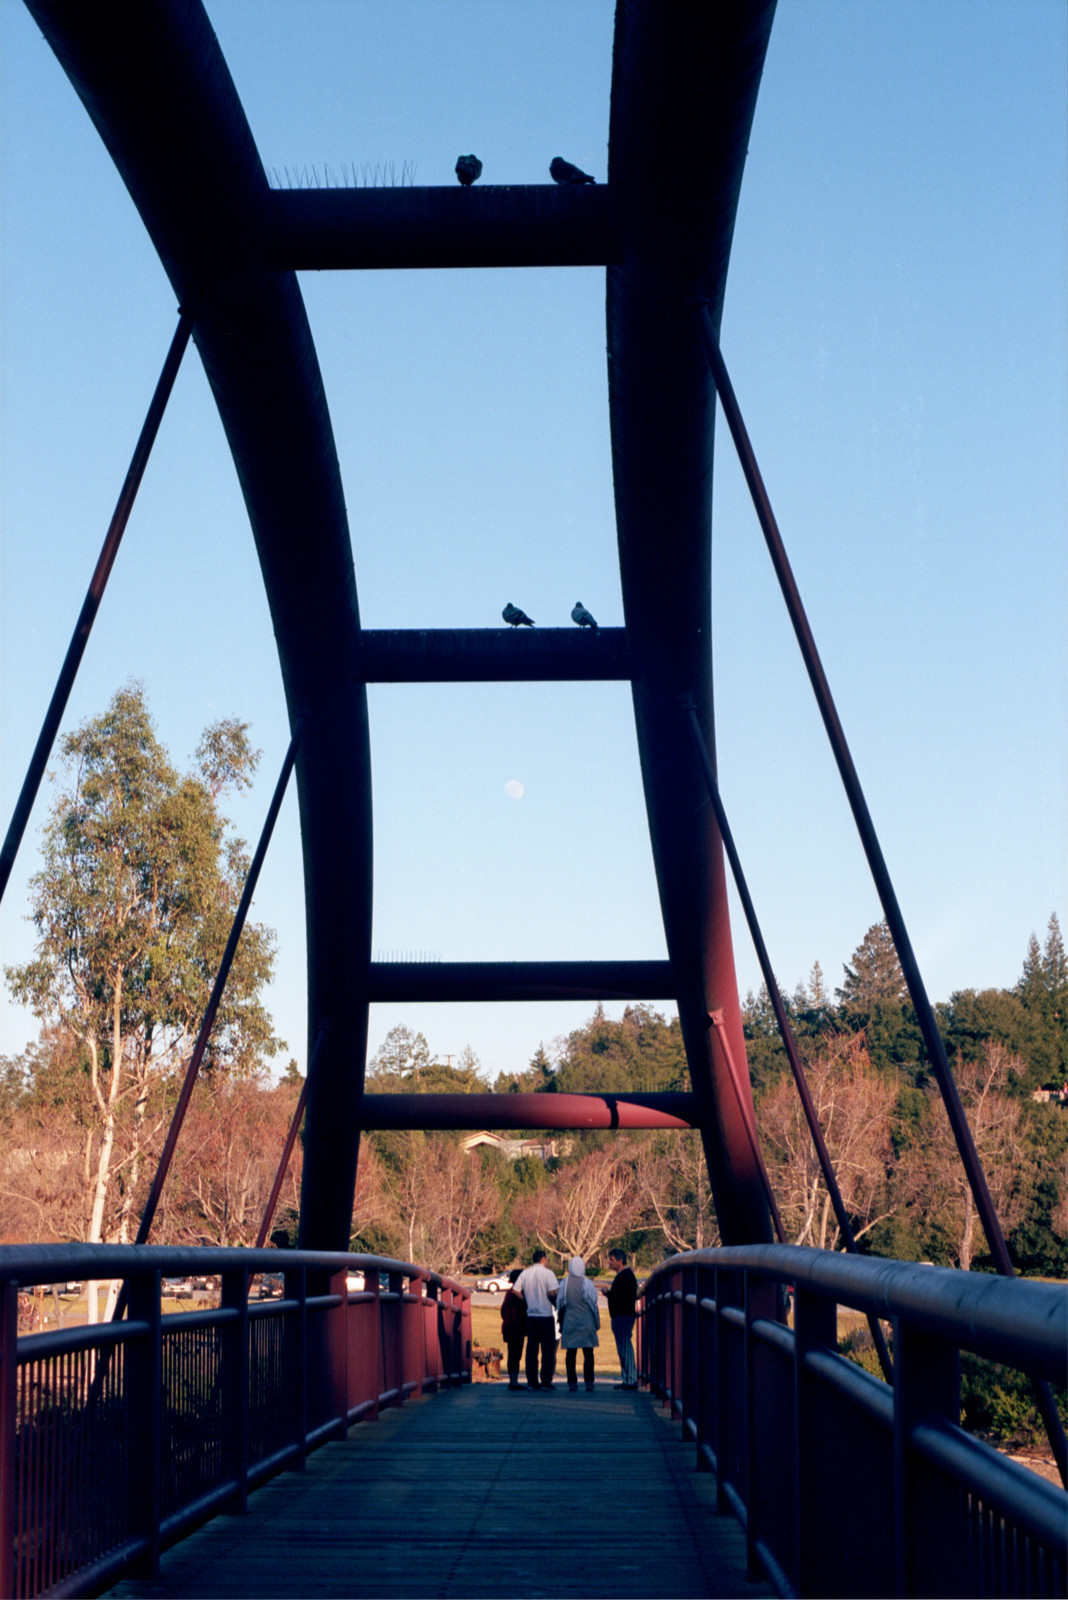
[0,310,194,904]
[695,305,1065,1477]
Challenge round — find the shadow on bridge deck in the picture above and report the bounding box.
[109,1386,772,1599]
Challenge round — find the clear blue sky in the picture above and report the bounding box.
[2,1,1065,1081]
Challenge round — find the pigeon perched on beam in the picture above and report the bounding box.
[502,603,535,627]
[571,601,598,631]
[550,156,596,185]
[455,154,483,187]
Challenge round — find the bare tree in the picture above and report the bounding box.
[633,1131,720,1253]
[374,1134,501,1276]
[513,1148,637,1268]
[923,1042,1026,1270]
[760,1034,898,1250]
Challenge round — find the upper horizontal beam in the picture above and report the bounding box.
[368,961,675,1003]
[354,629,631,683]
[268,185,618,271]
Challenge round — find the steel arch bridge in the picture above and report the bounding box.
[21,0,780,1252]
[3,7,1067,1596]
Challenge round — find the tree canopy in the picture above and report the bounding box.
[4,685,280,1284]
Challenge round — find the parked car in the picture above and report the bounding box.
[345,1271,366,1292]
[475,1271,512,1294]
[249,1273,284,1301]
[162,1277,194,1299]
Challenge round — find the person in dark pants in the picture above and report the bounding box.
[500,1268,527,1390]
[558,1256,600,1391]
[606,1247,638,1389]
[515,1249,559,1389]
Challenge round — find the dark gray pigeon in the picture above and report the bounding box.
[550,156,596,185]
[502,602,535,627]
[571,601,598,631]
[455,154,483,186]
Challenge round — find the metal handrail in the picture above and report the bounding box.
[639,1245,1067,1598]
[0,1245,471,1598]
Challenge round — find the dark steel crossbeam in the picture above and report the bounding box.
[368,960,674,1003]
[354,628,630,683]
[361,1091,695,1130]
[268,185,617,270]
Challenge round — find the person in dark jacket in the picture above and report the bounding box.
[500,1268,527,1390]
[606,1248,638,1389]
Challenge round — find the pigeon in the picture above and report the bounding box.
[571,601,598,631]
[502,602,535,628]
[455,154,483,187]
[550,156,596,186]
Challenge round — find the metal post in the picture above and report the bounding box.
[284,1264,308,1465]
[793,1285,838,1596]
[0,1281,17,1600]
[221,1269,249,1513]
[125,1272,162,1579]
[0,311,193,905]
[893,1325,960,1598]
[696,309,1066,1480]
[689,705,892,1377]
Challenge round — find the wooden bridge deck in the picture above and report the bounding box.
[110,1384,773,1599]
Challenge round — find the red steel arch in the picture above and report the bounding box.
[26,0,777,1247]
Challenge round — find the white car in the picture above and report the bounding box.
[475,1272,512,1294]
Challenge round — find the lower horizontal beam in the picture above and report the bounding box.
[354,629,630,683]
[368,961,674,1002]
[359,1092,697,1131]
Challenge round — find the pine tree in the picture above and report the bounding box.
[1043,913,1067,997]
[808,961,829,1008]
[1017,932,1045,1007]
[836,921,907,1008]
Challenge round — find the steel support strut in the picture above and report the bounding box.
[696,310,1065,1477]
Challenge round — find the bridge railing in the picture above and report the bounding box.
[639,1244,1066,1599]
[0,1244,470,1598]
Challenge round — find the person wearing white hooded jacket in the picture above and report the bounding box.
[557,1256,600,1391]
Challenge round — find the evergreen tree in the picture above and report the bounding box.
[808,961,829,1009]
[836,921,907,1008]
[1017,932,1045,1009]
[1043,913,1067,1001]
[4,685,279,1293]
[1015,916,1068,1085]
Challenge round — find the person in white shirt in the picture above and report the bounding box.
[515,1250,560,1390]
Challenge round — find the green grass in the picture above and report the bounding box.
[469,1304,623,1376]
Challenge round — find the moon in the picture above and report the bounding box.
[504,779,524,800]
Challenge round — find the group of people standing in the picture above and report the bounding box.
[499,1248,639,1393]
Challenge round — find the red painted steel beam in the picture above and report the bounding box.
[353,628,630,683]
[368,960,674,1003]
[361,1092,696,1131]
[269,185,617,271]
[26,0,372,1252]
[606,0,779,1243]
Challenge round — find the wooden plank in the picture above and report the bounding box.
[108,1388,772,1598]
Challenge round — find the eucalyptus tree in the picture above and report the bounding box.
[6,685,280,1299]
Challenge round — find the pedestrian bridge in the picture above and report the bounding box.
[2,1243,1063,1598]
[2,4,1065,1594]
